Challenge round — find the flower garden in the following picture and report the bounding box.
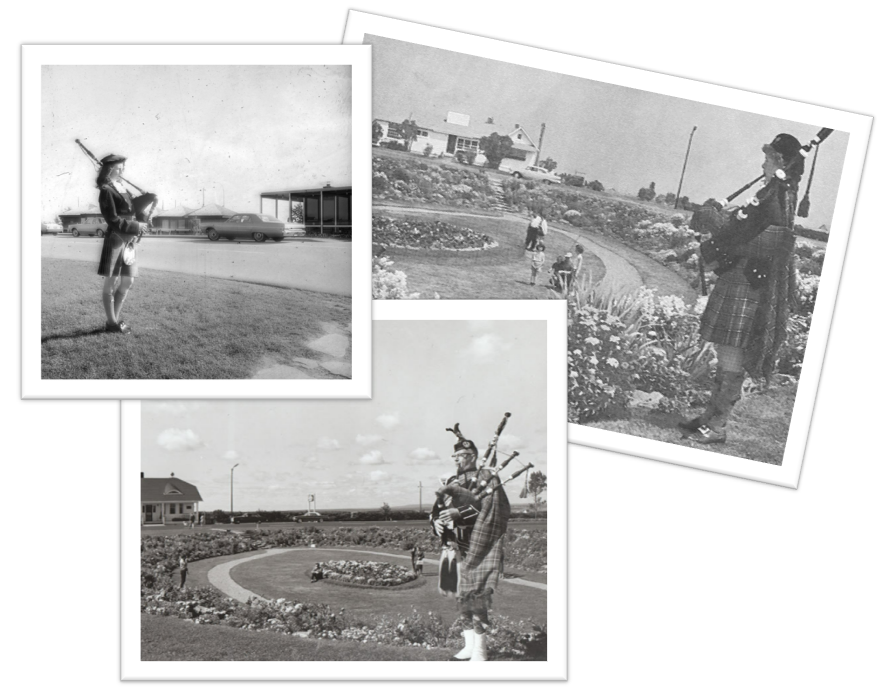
[373,215,497,252]
[373,154,498,209]
[313,560,418,587]
[141,526,548,659]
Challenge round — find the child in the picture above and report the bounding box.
[416,549,425,576]
[530,242,546,285]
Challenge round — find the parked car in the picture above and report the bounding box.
[69,216,107,237]
[203,213,305,242]
[41,221,62,235]
[293,512,324,523]
[505,164,562,184]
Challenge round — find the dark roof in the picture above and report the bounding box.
[188,203,238,217]
[260,185,352,199]
[141,477,203,503]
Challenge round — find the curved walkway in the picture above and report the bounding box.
[374,203,690,299]
[207,547,547,603]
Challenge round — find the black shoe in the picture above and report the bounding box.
[687,425,727,445]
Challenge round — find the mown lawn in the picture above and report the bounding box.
[141,614,452,661]
[41,259,350,379]
[375,209,605,299]
[589,382,797,466]
[230,549,547,623]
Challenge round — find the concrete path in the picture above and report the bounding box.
[42,235,352,297]
[207,547,547,603]
[373,203,679,299]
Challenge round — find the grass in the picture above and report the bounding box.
[589,382,797,466]
[229,549,547,623]
[41,259,350,379]
[141,613,452,661]
[375,209,606,299]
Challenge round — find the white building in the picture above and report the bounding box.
[141,472,203,525]
[375,111,540,171]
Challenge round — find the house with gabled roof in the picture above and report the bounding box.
[152,204,200,235]
[141,472,203,524]
[376,111,540,170]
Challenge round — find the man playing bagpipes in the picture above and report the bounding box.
[429,414,516,662]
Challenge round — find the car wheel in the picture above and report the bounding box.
[96,229,105,238]
[513,172,522,178]
[206,228,220,241]
[252,231,266,243]
[71,228,80,237]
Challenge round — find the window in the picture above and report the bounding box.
[169,504,177,514]
[455,137,479,152]
[417,129,428,137]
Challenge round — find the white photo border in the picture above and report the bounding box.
[23,44,372,400]
[344,12,873,488]
[121,299,568,680]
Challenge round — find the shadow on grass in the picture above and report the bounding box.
[41,327,107,343]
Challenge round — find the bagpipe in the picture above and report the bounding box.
[689,128,833,294]
[76,139,158,263]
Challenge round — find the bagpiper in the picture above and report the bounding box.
[430,416,513,662]
[680,131,827,445]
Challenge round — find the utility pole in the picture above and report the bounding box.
[418,481,423,513]
[675,126,698,210]
[229,463,239,518]
[536,122,546,166]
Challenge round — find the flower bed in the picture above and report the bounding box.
[372,155,498,208]
[140,529,548,659]
[373,215,497,252]
[313,560,418,587]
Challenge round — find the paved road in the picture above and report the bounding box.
[42,235,352,297]
[207,547,547,603]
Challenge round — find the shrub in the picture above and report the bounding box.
[372,256,417,299]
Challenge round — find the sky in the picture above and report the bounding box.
[41,65,351,221]
[368,35,848,231]
[141,320,548,512]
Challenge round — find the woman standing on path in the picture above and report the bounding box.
[95,154,155,334]
[679,134,804,445]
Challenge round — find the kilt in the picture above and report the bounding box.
[700,225,794,348]
[700,260,762,347]
[97,231,139,278]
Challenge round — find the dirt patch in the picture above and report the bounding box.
[252,322,352,379]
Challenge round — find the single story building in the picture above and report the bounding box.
[141,472,203,525]
[57,206,103,232]
[187,202,238,225]
[152,204,201,235]
[260,184,352,237]
[375,112,540,171]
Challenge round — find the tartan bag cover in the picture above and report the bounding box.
[457,469,511,599]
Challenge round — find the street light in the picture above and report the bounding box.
[230,463,239,519]
[674,126,698,210]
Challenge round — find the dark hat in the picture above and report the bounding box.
[764,134,803,161]
[446,422,478,456]
[100,153,127,165]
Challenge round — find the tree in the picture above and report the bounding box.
[380,502,392,520]
[479,132,514,169]
[638,181,656,201]
[289,201,304,224]
[586,180,605,192]
[538,157,558,172]
[372,120,383,145]
[400,119,419,152]
[664,192,677,206]
[526,471,547,519]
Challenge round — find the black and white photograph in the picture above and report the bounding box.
[121,300,567,679]
[22,45,372,399]
[345,12,872,487]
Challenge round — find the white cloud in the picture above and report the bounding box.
[409,447,440,461]
[157,428,203,452]
[222,450,239,460]
[317,437,342,450]
[356,434,383,446]
[461,334,512,363]
[358,450,385,465]
[376,413,401,429]
[369,470,389,481]
[499,434,525,452]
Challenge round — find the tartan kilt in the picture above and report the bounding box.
[700,261,762,348]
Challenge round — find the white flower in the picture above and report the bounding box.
[606,358,619,368]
